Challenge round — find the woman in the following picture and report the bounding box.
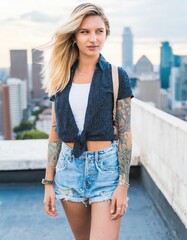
[41,2,134,240]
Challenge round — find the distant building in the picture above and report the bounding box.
[7,78,27,130]
[35,108,51,134]
[160,89,170,110]
[0,84,12,139]
[10,49,29,100]
[31,49,47,99]
[122,27,133,73]
[134,55,153,75]
[160,42,173,89]
[136,75,161,108]
[170,55,187,109]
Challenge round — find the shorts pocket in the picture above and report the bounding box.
[56,151,69,171]
[95,151,118,173]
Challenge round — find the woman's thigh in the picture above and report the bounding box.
[90,201,121,240]
[61,200,91,240]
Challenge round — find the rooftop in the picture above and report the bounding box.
[0,98,186,240]
[0,173,173,240]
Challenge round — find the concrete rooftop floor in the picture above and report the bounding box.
[0,178,173,240]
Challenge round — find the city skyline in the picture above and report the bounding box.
[0,0,187,68]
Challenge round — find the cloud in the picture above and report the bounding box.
[4,11,61,25]
[20,11,61,23]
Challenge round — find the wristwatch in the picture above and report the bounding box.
[41,178,54,185]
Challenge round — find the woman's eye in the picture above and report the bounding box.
[81,31,88,34]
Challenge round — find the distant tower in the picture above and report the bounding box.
[176,56,187,101]
[122,27,133,72]
[31,49,47,99]
[0,84,12,139]
[10,49,29,100]
[10,49,28,81]
[7,78,27,129]
[134,55,153,75]
[160,42,173,89]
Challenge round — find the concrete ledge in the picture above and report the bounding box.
[0,140,139,171]
[132,98,187,228]
[140,165,187,240]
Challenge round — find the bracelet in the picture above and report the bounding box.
[118,179,130,188]
[41,178,54,185]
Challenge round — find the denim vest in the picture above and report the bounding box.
[50,54,134,158]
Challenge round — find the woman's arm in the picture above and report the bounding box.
[45,102,62,180]
[116,97,132,187]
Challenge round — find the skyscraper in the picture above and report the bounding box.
[122,27,133,72]
[160,42,173,89]
[170,55,187,109]
[10,50,28,81]
[31,49,47,99]
[7,78,27,129]
[0,84,12,139]
[10,49,29,100]
[176,56,187,101]
[134,55,153,75]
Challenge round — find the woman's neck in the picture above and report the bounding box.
[77,54,100,72]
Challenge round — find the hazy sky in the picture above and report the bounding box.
[0,0,187,67]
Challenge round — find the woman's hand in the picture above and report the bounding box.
[110,184,128,220]
[43,185,58,217]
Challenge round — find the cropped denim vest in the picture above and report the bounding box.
[50,54,134,158]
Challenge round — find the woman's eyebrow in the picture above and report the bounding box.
[79,27,105,31]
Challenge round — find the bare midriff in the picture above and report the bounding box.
[66,140,112,151]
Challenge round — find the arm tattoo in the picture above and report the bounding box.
[116,98,132,184]
[47,120,62,168]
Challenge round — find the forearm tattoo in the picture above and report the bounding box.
[116,98,132,184]
[47,121,62,168]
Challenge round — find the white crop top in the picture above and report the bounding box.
[69,83,91,135]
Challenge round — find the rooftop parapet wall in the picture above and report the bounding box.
[132,98,187,229]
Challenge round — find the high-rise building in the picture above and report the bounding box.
[122,27,133,72]
[10,50,28,81]
[0,84,12,139]
[136,75,161,108]
[31,49,47,99]
[178,56,187,101]
[160,42,173,89]
[134,55,153,75]
[10,49,29,100]
[7,78,27,130]
[170,55,187,109]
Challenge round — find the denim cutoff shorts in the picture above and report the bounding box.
[54,140,129,205]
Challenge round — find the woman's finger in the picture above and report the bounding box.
[110,197,116,215]
[111,203,125,220]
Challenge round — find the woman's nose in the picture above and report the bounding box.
[89,33,97,42]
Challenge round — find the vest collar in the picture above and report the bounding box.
[71,53,108,73]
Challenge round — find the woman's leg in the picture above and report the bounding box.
[90,201,121,240]
[61,200,91,240]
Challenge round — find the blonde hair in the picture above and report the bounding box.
[39,2,110,96]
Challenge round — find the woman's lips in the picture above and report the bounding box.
[87,46,98,50]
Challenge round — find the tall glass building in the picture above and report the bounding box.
[122,27,133,72]
[160,42,173,89]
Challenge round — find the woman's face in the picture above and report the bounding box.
[75,15,107,57]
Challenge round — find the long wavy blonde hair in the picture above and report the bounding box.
[39,2,110,96]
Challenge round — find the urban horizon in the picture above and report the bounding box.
[0,0,187,68]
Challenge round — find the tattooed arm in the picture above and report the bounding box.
[116,97,132,188]
[45,102,62,180]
